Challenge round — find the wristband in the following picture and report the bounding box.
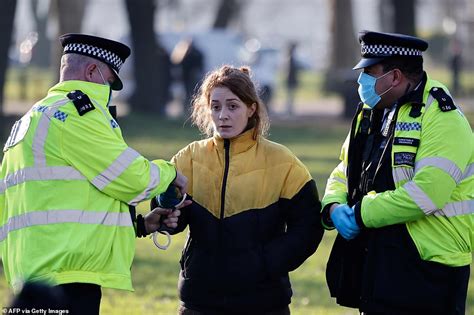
[136,214,148,238]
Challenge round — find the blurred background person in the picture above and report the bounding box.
[450,36,463,95]
[171,37,204,113]
[284,42,300,116]
[251,47,278,115]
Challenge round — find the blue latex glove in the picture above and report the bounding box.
[330,204,360,240]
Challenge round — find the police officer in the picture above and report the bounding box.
[321,30,473,314]
[0,34,189,314]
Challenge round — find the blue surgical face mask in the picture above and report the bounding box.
[97,66,112,106]
[97,66,110,87]
[357,70,394,109]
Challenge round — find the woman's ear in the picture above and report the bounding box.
[248,103,257,117]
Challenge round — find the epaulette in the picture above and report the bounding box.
[429,87,456,112]
[66,90,95,116]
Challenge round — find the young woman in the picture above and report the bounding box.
[170,65,324,315]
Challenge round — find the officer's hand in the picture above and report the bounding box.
[349,206,359,232]
[145,200,191,234]
[330,204,360,240]
[172,171,188,195]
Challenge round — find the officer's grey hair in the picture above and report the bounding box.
[60,53,108,81]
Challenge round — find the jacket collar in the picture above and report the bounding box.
[396,71,427,106]
[213,128,257,155]
[47,80,111,109]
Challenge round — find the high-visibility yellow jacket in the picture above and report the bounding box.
[322,76,473,267]
[0,80,176,292]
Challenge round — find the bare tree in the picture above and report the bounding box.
[30,0,51,68]
[328,0,358,70]
[0,0,17,118]
[49,0,87,83]
[125,0,171,114]
[213,0,241,28]
[325,0,359,118]
[378,0,392,33]
[391,0,416,35]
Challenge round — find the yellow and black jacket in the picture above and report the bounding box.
[171,128,323,312]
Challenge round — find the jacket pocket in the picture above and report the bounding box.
[370,225,460,313]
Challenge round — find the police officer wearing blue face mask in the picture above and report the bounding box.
[321,30,473,314]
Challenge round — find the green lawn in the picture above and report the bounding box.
[1,113,472,314]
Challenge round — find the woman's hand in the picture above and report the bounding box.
[145,199,192,234]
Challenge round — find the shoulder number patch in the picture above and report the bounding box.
[430,87,456,112]
[67,90,95,116]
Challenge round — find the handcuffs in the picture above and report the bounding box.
[151,186,187,250]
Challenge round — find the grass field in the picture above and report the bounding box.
[0,112,473,314]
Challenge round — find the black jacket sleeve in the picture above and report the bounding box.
[170,195,192,234]
[263,180,324,277]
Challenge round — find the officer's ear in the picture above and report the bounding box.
[391,68,404,87]
[84,63,97,82]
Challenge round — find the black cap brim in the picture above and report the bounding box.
[111,68,123,91]
[353,57,386,70]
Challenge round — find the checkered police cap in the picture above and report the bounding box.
[353,30,428,70]
[361,44,423,57]
[59,33,131,90]
[63,42,125,71]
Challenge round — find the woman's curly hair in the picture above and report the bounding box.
[191,65,269,139]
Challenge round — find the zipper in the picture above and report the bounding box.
[217,139,231,297]
[220,139,231,219]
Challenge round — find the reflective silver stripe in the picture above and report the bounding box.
[341,163,347,175]
[91,147,141,190]
[332,176,347,186]
[1,166,86,193]
[424,94,435,111]
[415,157,463,184]
[0,210,132,242]
[32,99,70,167]
[462,163,474,181]
[93,100,113,125]
[434,200,474,217]
[393,167,414,185]
[128,163,161,206]
[404,181,438,214]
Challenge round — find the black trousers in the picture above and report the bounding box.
[178,305,290,315]
[59,283,102,315]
